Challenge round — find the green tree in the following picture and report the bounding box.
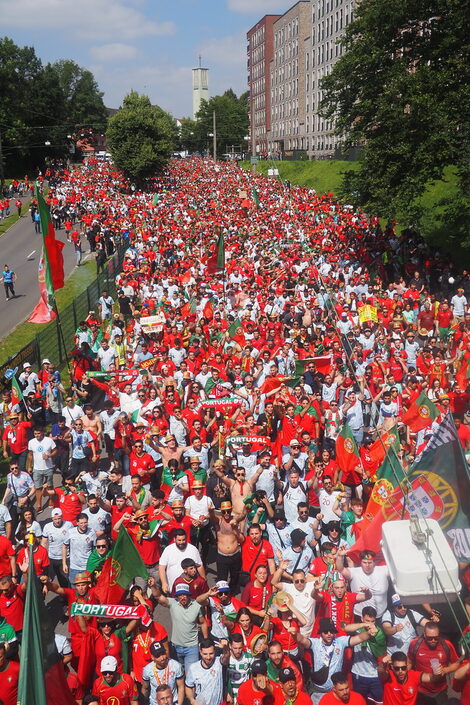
[106,92,177,182]
[178,118,199,153]
[195,90,249,157]
[50,60,107,127]
[320,0,470,245]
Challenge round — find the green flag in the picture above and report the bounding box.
[152,193,160,205]
[18,543,75,705]
[252,187,260,206]
[207,231,225,274]
[227,318,242,338]
[409,412,470,562]
[11,375,24,407]
[93,526,149,603]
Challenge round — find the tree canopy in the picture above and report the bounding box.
[0,38,107,177]
[106,92,177,182]
[185,89,249,156]
[320,0,470,245]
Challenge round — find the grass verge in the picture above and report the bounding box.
[241,159,360,195]
[0,258,96,361]
[0,201,32,237]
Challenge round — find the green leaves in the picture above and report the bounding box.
[320,0,470,244]
[106,91,178,182]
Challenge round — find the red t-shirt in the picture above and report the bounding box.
[128,527,160,566]
[452,660,470,705]
[164,515,193,543]
[237,678,284,705]
[241,579,273,612]
[17,545,50,575]
[269,616,300,652]
[241,538,274,579]
[172,574,209,599]
[131,623,168,682]
[92,673,137,704]
[54,488,85,523]
[0,585,25,631]
[319,691,366,705]
[2,421,32,454]
[63,587,99,636]
[0,536,14,578]
[383,669,422,705]
[0,660,20,705]
[129,452,155,485]
[408,637,458,693]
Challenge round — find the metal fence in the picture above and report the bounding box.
[0,244,127,382]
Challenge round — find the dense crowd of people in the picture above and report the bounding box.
[1,156,470,705]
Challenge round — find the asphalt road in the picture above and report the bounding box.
[0,209,81,341]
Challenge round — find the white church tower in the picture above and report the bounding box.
[192,57,209,118]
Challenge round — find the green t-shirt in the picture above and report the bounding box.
[168,598,203,646]
[0,617,16,644]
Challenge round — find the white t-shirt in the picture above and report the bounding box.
[83,507,110,534]
[185,657,224,705]
[142,658,184,705]
[28,436,56,471]
[282,580,316,636]
[159,543,203,590]
[64,526,97,570]
[62,404,83,427]
[43,520,73,560]
[184,495,214,527]
[381,608,424,654]
[318,488,341,523]
[349,565,389,617]
[97,346,116,370]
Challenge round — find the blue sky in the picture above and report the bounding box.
[1,0,291,117]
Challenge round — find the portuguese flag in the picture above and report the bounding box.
[206,231,225,274]
[401,392,439,432]
[18,540,75,705]
[294,356,332,377]
[364,448,407,520]
[367,426,400,466]
[93,526,148,604]
[10,375,24,408]
[336,423,360,473]
[29,187,65,324]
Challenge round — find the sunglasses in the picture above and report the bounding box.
[294,579,305,584]
[392,666,407,672]
[96,544,107,549]
[102,671,114,675]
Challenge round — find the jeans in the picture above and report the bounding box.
[11,449,28,473]
[171,643,199,673]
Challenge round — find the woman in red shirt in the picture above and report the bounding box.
[240,564,273,622]
[230,607,267,653]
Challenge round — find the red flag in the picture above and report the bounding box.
[335,424,360,473]
[401,393,439,432]
[203,300,214,320]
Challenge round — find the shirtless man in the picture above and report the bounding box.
[213,500,244,593]
[212,463,264,520]
[80,404,103,443]
[150,434,185,467]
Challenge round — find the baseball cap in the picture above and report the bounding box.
[279,667,296,683]
[100,656,118,673]
[51,508,63,518]
[150,641,166,657]
[174,583,191,596]
[215,580,230,593]
[391,593,402,605]
[251,660,267,676]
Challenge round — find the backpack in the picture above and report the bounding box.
[409,636,451,669]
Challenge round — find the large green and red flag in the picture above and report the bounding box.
[367,426,400,466]
[93,526,148,604]
[18,540,76,705]
[294,356,332,377]
[401,392,439,432]
[10,375,24,408]
[206,231,225,274]
[29,187,64,323]
[364,447,407,521]
[408,412,470,562]
[336,423,360,473]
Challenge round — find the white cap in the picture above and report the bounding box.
[100,656,118,672]
[23,362,31,369]
[51,508,63,518]
[42,358,51,364]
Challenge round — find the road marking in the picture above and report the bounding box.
[27,250,36,259]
